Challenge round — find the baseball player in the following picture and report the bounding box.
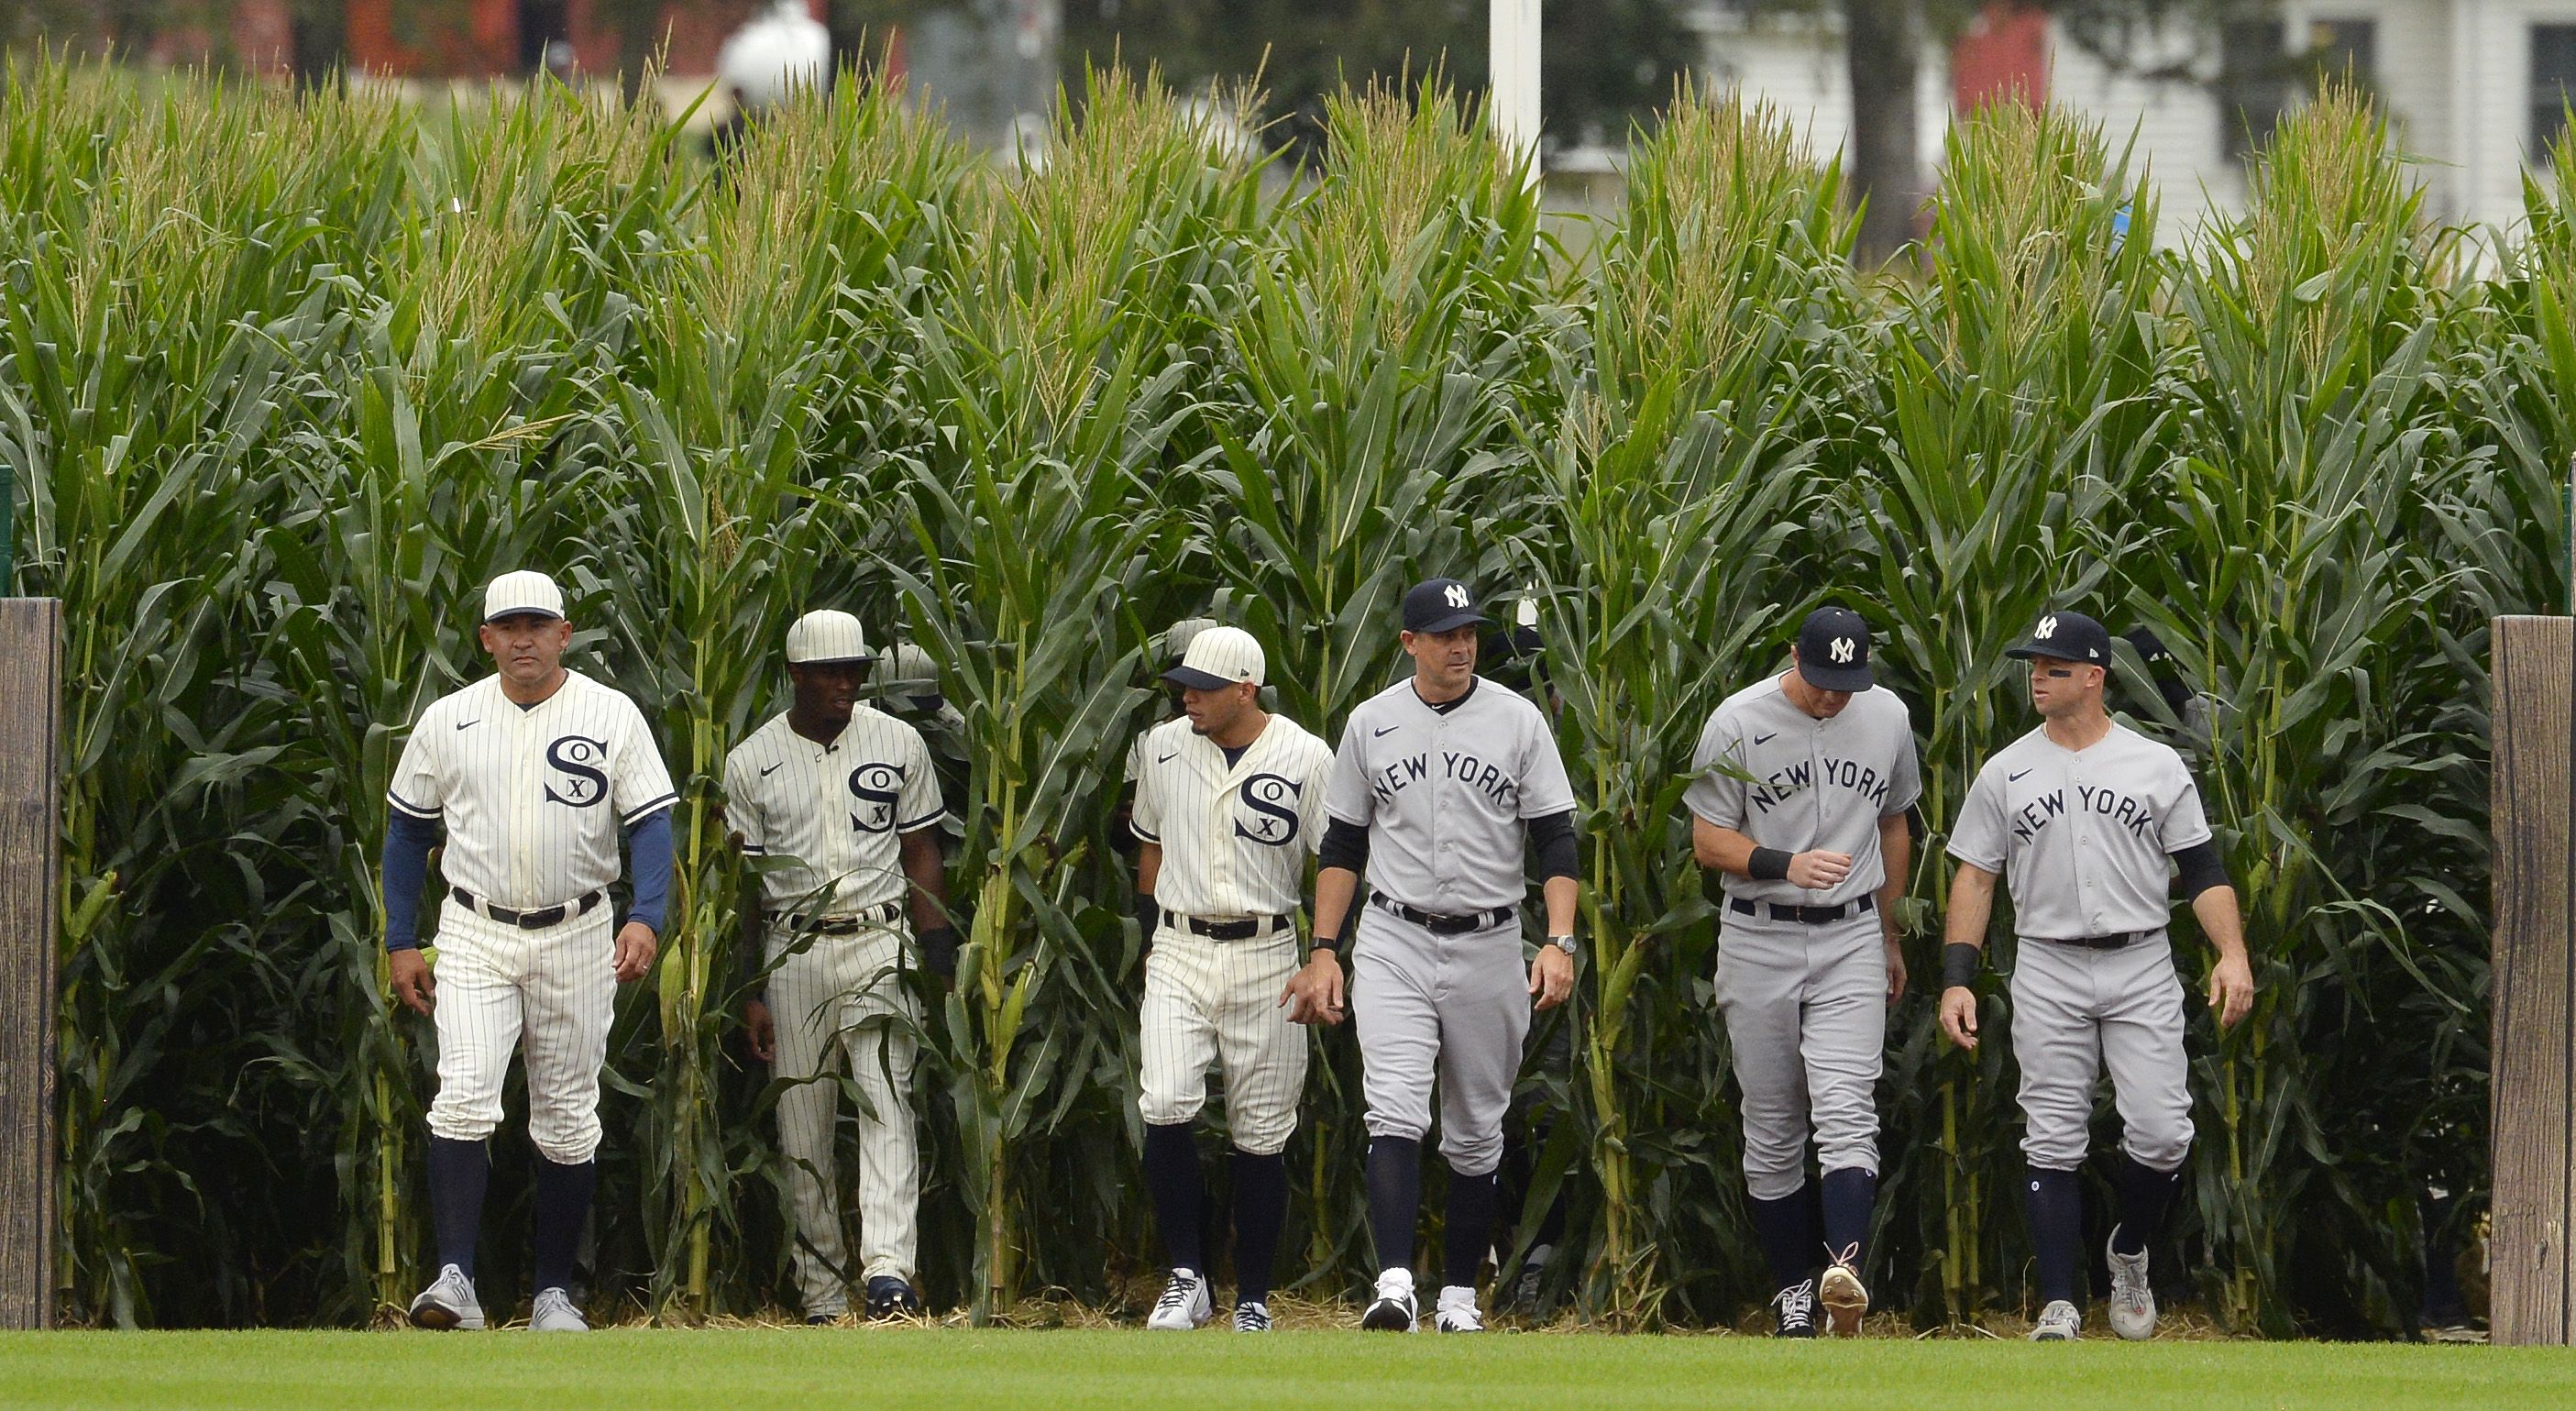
[1939,610,2254,1341]
[1686,605,1920,1338]
[729,611,958,1323]
[1117,618,1218,858]
[1128,627,1335,1333]
[384,570,677,1333]
[1288,578,1580,1334]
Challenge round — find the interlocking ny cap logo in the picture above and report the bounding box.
[2034,615,2059,640]
[1829,636,1855,664]
[1443,583,1470,609]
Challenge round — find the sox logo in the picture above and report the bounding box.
[1232,773,1304,847]
[544,735,611,808]
[849,762,906,833]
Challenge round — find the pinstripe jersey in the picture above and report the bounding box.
[724,706,945,912]
[387,669,677,909]
[1129,714,1333,918]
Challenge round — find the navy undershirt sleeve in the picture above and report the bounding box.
[381,810,442,953]
[1527,809,1579,883]
[627,808,676,934]
[1319,816,1371,873]
[2172,839,2229,901]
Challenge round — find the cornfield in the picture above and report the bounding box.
[1,56,2565,1337]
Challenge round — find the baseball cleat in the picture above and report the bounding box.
[529,1287,588,1332]
[1433,1284,1484,1333]
[1510,1243,1552,1317]
[407,1263,485,1331]
[2105,1230,2156,1340]
[1360,1269,1418,1332]
[1147,1268,1211,1330]
[864,1275,922,1321]
[1819,1257,1869,1337]
[2028,1299,2082,1341]
[1770,1277,1819,1338]
[1234,1300,1272,1332]
[803,1314,838,1326]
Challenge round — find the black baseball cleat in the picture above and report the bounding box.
[804,1313,837,1326]
[1771,1277,1820,1338]
[864,1275,922,1320]
[1360,1271,1419,1332]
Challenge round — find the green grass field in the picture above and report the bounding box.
[0,1328,2565,1410]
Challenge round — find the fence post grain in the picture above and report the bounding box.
[0,599,61,1329]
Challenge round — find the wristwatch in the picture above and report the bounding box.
[1548,934,1579,958]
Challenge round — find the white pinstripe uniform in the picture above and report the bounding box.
[389,669,676,1164]
[727,702,944,1312]
[1131,709,1334,1155]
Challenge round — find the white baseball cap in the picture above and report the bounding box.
[1162,625,1264,690]
[483,570,565,623]
[786,609,873,666]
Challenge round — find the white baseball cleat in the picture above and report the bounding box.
[2028,1299,2082,1341]
[1234,1300,1272,1332]
[2105,1230,2156,1340]
[1433,1284,1484,1333]
[529,1286,588,1332]
[1360,1269,1418,1332]
[406,1263,485,1331]
[1819,1255,1869,1337]
[1147,1268,1211,1330]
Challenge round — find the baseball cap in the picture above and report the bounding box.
[1163,625,1265,691]
[2006,609,2113,667]
[1795,606,1876,693]
[1403,578,1489,634]
[1161,616,1218,670]
[483,570,564,623]
[785,609,873,666]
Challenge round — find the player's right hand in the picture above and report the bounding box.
[1787,849,1854,890]
[389,948,435,1015]
[744,998,776,1064]
[1280,949,1346,1026]
[1937,986,1978,1051]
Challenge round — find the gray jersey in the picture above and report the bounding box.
[1683,674,1921,906]
[1947,722,2212,939]
[1324,676,1577,914]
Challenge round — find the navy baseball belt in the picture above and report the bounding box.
[1370,891,1515,935]
[1162,909,1294,942]
[2037,931,2149,951]
[450,887,604,931]
[782,901,903,934]
[1727,895,1876,925]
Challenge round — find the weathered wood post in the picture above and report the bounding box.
[0,598,60,1329]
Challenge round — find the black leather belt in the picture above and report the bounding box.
[2039,931,2147,951]
[782,901,904,934]
[1728,895,1877,925]
[1163,909,1294,942]
[1371,891,1515,936]
[451,887,604,931]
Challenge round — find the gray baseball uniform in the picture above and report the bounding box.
[1948,722,2212,1173]
[1326,677,1575,1176]
[1685,675,1920,1201]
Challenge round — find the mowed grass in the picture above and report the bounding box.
[0,1328,2564,1411]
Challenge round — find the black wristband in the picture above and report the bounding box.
[1747,846,1793,882]
[1942,942,1983,991]
[1309,929,1342,954]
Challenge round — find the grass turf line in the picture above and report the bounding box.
[0,1329,2567,1410]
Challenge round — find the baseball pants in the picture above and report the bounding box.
[1351,907,1529,1177]
[1138,925,1308,1155]
[768,921,921,1315]
[2008,931,2194,1173]
[424,904,614,1164]
[1713,909,1885,1201]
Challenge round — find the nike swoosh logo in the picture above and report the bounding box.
[1753,733,1776,745]
[760,762,784,777]
[2009,769,2031,782]
[455,720,479,732]
[1373,725,1400,737]
[1157,752,1178,765]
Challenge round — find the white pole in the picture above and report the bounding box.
[1490,0,1542,188]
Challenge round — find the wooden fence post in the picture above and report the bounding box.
[0,598,60,1329]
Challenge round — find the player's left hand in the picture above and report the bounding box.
[1280,949,1346,1025]
[1529,944,1574,1012]
[2207,952,2254,1030]
[1883,935,1908,1008]
[613,920,659,983]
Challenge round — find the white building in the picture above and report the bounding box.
[1690,1,2576,237]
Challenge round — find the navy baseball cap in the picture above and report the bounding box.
[1403,578,1489,634]
[2006,610,2114,667]
[1795,606,1876,692]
